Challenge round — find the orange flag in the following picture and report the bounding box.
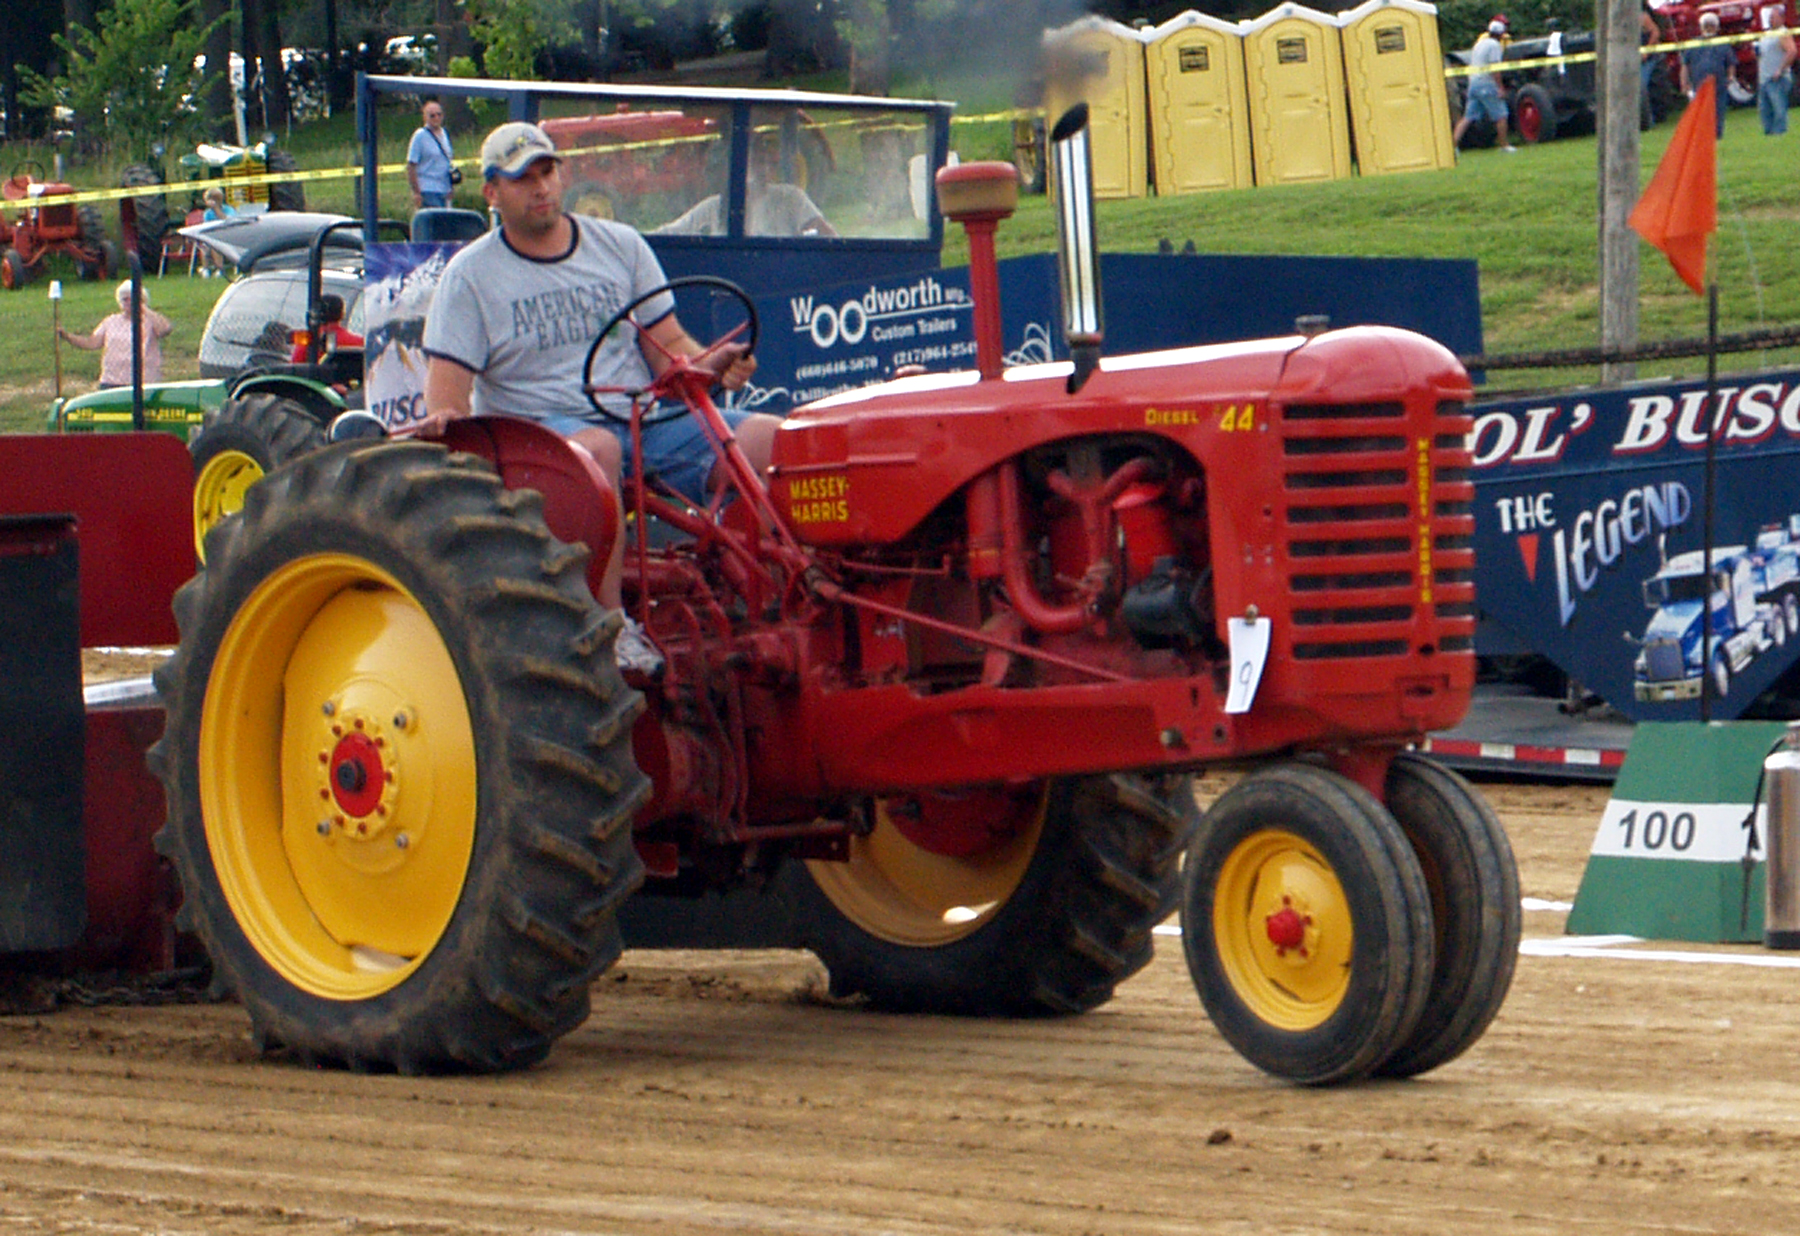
[1628,76,1718,296]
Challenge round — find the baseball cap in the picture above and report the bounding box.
[480,122,563,180]
[1488,15,1508,32]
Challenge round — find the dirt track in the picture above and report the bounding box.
[5,779,1800,1235]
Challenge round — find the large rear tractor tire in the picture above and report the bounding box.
[265,149,306,212]
[119,163,169,273]
[789,773,1194,1015]
[148,440,649,1073]
[1372,753,1520,1078]
[189,392,328,560]
[76,204,112,280]
[1181,763,1434,1086]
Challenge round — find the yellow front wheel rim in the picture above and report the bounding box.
[198,553,478,999]
[193,449,264,560]
[805,787,1047,947]
[1212,828,1354,1031]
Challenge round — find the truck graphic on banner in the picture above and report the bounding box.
[1473,370,1800,721]
[1631,531,1800,704]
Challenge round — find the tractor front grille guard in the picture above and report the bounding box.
[1280,398,1477,664]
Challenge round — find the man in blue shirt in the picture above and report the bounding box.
[1681,13,1736,137]
[406,98,457,210]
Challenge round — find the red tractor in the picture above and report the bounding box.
[1651,0,1798,106]
[150,110,1517,1086]
[0,162,117,289]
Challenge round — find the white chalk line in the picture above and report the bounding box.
[1154,904,1800,968]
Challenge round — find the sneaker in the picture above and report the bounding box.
[1501,145,1519,153]
[615,615,664,676]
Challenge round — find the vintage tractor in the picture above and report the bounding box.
[151,108,1517,1086]
[0,162,117,289]
[119,140,306,274]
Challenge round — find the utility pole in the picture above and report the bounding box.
[1598,0,1643,384]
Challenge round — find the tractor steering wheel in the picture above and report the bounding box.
[8,160,47,189]
[582,275,759,425]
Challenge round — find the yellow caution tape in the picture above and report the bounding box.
[0,100,1274,212]
[1443,28,1767,77]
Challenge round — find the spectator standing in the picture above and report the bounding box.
[407,98,458,211]
[198,186,237,279]
[1681,12,1736,137]
[1453,17,1516,153]
[1640,0,1666,117]
[1756,8,1796,135]
[59,281,175,387]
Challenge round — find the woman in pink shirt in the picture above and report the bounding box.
[59,281,175,386]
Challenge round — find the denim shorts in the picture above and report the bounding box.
[1465,83,1508,124]
[540,407,753,504]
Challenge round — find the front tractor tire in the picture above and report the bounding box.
[1373,753,1520,1078]
[1181,763,1434,1086]
[149,440,649,1073]
[789,774,1194,1015]
[190,393,328,560]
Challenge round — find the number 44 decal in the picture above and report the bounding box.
[1218,404,1256,431]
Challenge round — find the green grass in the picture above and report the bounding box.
[4,94,1797,433]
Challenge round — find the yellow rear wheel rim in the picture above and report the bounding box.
[198,553,478,999]
[1212,828,1353,1031]
[805,788,1047,947]
[193,449,264,560]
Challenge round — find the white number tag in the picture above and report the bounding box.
[1225,615,1270,715]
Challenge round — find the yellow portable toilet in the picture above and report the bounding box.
[1041,16,1150,200]
[1144,11,1253,194]
[1339,0,1456,174]
[1240,3,1353,186]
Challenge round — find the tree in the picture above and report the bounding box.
[462,0,578,79]
[20,0,225,154]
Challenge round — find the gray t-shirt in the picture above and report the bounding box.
[1758,32,1793,84]
[1469,33,1505,92]
[423,214,675,419]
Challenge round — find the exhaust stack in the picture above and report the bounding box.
[1050,103,1102,394]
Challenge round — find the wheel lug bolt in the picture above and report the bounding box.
[393,712,409,730]
[316,820,331,836]
[395,833,410,849]
[321,701,335,717]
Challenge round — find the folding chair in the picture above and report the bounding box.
[159,210,204,276]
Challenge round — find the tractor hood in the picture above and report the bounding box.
[768,323,1468,547]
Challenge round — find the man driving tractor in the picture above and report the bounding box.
[419,121,778,672]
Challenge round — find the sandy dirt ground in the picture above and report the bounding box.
[4,777,1799,1235]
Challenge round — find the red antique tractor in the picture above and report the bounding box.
[1,162,117,289]
[150,108,1517,1085]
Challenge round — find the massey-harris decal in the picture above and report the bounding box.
[1472,368,1800,721]
[1416,437,1434,605]
[786,473,851,524]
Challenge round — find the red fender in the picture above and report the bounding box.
[440,416,618,600]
